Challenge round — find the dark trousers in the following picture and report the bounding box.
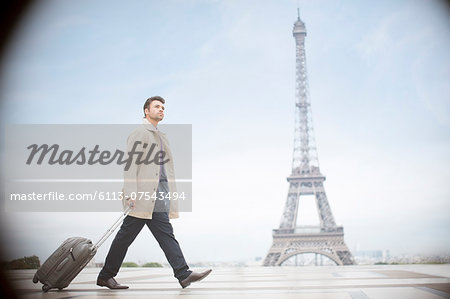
[98,211,191,282]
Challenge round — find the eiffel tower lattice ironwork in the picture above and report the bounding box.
[263,11,354,266]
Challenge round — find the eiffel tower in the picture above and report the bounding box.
[263,10,354,266]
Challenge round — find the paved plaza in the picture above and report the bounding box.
[6,264,450,299]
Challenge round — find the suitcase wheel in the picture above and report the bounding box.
[32,274,38,283]
[42,284,51,292]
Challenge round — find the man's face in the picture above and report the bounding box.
[146,100,165,122]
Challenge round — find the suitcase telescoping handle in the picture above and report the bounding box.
[93,206,131,251]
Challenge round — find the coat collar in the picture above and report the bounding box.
[142,118,165,135]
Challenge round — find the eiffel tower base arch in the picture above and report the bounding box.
[264,230,355,266]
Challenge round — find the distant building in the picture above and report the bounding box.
[354,250,390,264]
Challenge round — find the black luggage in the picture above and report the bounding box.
[33,207,130,292]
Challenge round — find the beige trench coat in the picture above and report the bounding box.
[122,121,179,219]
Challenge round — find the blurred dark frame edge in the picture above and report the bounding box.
[1,1,35,298]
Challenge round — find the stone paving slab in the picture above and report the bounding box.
[5,264,450,299]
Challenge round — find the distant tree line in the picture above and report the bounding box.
[121,261,163,267]
[2,256,163,270]
[1,256,40,269]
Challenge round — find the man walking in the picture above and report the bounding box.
[97,96,211,289]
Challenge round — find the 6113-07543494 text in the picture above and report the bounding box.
[9,191,186,201]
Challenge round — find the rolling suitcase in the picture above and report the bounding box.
[32,207,130,292]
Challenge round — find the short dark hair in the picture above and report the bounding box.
[143,96,165,117]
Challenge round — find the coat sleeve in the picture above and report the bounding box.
[122,129,148,200]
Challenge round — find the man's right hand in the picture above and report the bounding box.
[126,197,136,209]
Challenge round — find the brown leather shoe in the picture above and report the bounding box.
[179,269,212,289]
[96,277,129,289]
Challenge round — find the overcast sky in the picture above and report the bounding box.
[0,0,449,265]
